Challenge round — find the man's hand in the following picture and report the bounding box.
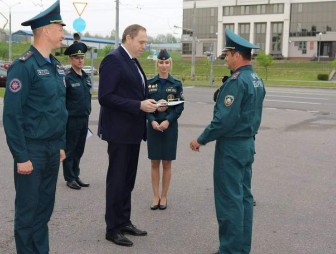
[140,99,157,113]
[190,139,201,152]
[60,149,66,162]
[156,99,168,112]
[17,161,33,175]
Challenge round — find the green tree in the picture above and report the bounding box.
[331,59,336,69]
[255,50,273,80]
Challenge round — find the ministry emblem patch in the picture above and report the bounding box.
[224,95,234,107]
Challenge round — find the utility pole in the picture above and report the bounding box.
[115,0,119,49]
[317,32,322,63]
[210,44,214,86]
[0,0,21,61]
[191,1,196,81]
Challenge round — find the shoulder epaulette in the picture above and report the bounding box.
[19,51,33,62]
[231,71,240,80]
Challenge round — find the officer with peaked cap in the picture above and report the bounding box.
[190,28,266,253]
[146,49,184,211]
[3,0,67,252]
[62,41,92,190]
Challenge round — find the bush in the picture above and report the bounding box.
[317,74,329,81]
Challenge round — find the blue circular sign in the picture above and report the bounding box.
[73,17,86,32]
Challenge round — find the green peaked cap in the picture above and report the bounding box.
[21,0,65,30]
[64,41,88,56]
[223,28,259,53]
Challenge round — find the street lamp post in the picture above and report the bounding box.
[191,1,196,81]
[0,0,21,61]
[204,46,215,86]
[317,32,322,63]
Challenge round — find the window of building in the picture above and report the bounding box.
[256,23,266,34]
[223,24,234,48]
[278,4,284,13]
[223,6,234,16]
[271,22,283,53]
[211,8,215,16]
[290,1,336,37]
[210,25,214,35]
[183,7,218,39]
[182,43,192,55]
[299,42,307,54]
[256,5,266,14]
[298,4,303,13]
[255,23,267,52]
[273,4,283,14]
[239,24,250,41]
[240,6,250,15]
[203,43,214,54]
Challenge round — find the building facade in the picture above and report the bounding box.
[182,0,336,60]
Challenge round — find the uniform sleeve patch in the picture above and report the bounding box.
[224,95,234,107]
[9,79,22,93]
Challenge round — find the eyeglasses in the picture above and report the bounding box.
[71,55,85,60]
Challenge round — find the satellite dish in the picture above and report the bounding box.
[73,17,86,32]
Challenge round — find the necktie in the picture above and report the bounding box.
[132,58,145,89]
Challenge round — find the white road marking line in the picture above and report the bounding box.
[265,99,321,105]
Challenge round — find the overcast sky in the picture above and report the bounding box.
[0,0,183,37]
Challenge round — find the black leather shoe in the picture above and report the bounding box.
[67,180,81,190]
[150,199,160,210]
[159,199,167,210]
[119,224,147,236]
[105,233,133,247]
[76,178,90,187]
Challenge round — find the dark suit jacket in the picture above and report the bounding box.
[98,46,148,144]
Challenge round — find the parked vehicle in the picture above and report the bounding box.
[0,67,7,87]
[63,65,71,71]
[0,61,12,70]
[146,55,157,60]
[83,65,98,75]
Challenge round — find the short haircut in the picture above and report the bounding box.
[122,24,146,43]
[239,50,252,61]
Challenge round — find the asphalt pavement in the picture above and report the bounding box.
[0,86,336,254]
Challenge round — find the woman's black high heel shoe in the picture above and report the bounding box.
[159,199,167,210]
[150,199,160,210]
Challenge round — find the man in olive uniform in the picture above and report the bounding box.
[2,1,67,253]
[190,28,266,254]
[63,41,92,190]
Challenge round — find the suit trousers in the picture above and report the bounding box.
[105,142,140,234]
[14,139,60,254]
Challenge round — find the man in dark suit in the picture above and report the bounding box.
[98,24,157,247]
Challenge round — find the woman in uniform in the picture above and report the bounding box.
[147,49,184,210]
